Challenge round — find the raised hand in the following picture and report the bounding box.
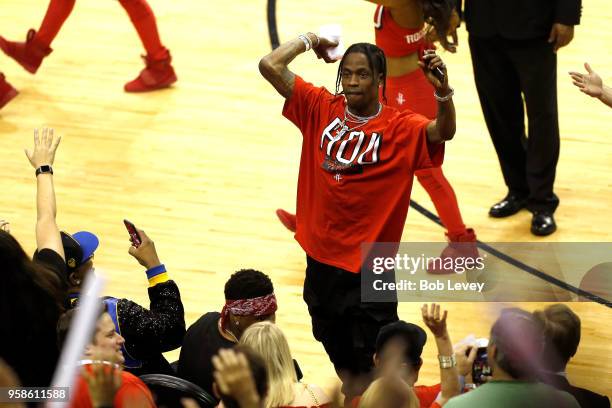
[25,127,61,169]
[82,359,123,408]
[212,349,261,408]
[418,50,449,91]
[421,303,448,338]
[454,343,478,377]
[312,35,340,63]
[127,228,161,270]
[570,63,604,98]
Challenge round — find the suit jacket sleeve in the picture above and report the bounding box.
[117,280,186,358]
[555,0,581,25]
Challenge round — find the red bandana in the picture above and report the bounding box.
[220,293,278,329]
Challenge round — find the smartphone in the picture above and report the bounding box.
[421,49,445,83]
[471,346,492,385]
[123,219,142,247]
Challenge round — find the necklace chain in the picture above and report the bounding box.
[336,102,382,137]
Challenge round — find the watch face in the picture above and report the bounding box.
[40,165,51,172]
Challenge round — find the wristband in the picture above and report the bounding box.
[434,86,454,102]
[35,165,53,176]
[438,354,457,369]
[146,264,169,287]
[298,34,312,51]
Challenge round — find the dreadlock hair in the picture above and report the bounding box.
[421,0,455,50]
[335,42,388,104]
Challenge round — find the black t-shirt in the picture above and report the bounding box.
[0,249,67,387]
[177,311,235,394]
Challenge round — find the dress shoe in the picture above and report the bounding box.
[124,48,177,93]
[0,74,18,109]
[276,209,296,233]
[0,29,52,74]
[489,194,528,218]
[428,228,479,274]
[531,212,556,236]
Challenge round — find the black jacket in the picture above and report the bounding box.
[460,0,581,39]
[544,374,610,408]
[114,280,186,376]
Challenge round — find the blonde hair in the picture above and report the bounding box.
[240,322,297,408]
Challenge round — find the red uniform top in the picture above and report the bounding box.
[70,363,156,408]
[283,76,443,273]
[374,5,427,57]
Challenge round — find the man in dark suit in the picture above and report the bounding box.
[533,304,610,408]
[462,0,581,235]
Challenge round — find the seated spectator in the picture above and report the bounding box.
[533,304,610,408]
[444,308,580,408]
[178,269,276,394]
[367,304,461,408]
[0,128,67,386]
[212,346,269,408]
[63,226,185,376]
[56,305,156,408]
[240,322,331,408]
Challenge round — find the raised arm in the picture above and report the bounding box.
[258,33,338,99]
[25,128,65,260]
[123,228,186,355]
[418,50,456,144]
[422,303,461,405]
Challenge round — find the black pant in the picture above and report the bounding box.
[469,35,560,213]
[303,256,398,375]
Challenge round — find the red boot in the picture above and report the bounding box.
[427,228,479,275]
[0,74,18,110]
[124,49,177,92]
[0,29,52,74]
[276,209,297,233]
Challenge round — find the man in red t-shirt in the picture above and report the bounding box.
[259,33,456,398]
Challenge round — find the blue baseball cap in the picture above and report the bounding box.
[61,231,99,270]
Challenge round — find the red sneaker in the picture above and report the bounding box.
[124,50,177,93]
[427,228,479,275]
[0,74,18,110]
[276,209,296,233]
[0,29,52,74]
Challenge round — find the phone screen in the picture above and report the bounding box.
[123,219,142,247]
[472,347,492,385]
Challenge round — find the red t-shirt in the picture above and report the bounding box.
[70,364,156,408]
[283,75,443,273]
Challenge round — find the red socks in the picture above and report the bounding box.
[36,0,76,47]
[118,0,166,59]
[35,0,165,59]
[415,167,467,237]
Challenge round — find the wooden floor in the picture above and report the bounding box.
[1,0,611,397]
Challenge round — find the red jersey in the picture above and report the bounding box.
[374,5,427,57]
[71,364,156,408]
[283,76,443,273]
